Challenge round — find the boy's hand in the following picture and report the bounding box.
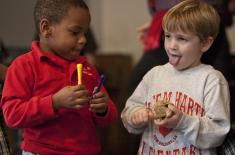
[52,85,89,111]
[129,108,150,128]
[89,91,108,114]
[153,104,183,128]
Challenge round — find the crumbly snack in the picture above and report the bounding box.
[149,100,173,120]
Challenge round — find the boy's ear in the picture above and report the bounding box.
[39,18,52,38]
[201,36,214,53]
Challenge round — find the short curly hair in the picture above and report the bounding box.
[34,0,89,34]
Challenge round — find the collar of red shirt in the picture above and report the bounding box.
[31,41,87,69]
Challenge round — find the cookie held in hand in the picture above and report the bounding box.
[148,100,173,120]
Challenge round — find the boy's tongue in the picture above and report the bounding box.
[169,55,180,66]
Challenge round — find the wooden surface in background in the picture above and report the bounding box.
[96,54,140,155]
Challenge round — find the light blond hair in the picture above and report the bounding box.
[162,0,220,41]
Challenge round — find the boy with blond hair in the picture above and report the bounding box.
[121,0,230,154]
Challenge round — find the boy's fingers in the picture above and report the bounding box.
[70,84,86,91]
[74,98,89,106]
[73,105,84,109]
[90,102,106,109]
[92,92,106,99]
[92,86,98,94]
[73,90,88,98]
[90,105,107,113]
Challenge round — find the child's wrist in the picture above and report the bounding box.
[52,95,60,111]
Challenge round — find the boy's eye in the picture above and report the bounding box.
[178,37,187,41]
[72,31,80,35]
[164,34,170,38]
[69,29,81,36]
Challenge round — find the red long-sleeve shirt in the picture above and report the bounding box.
[1,41,118,155]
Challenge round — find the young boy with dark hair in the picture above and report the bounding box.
[1,0,117,154]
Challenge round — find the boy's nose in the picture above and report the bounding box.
[169,40,178,50]
[77,33,87,47]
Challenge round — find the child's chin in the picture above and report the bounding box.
[171,64,185,71]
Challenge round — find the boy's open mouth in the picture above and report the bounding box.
[168,53,181,66]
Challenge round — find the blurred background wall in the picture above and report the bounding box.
[0,0,151,63]
[0,0,235,63]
